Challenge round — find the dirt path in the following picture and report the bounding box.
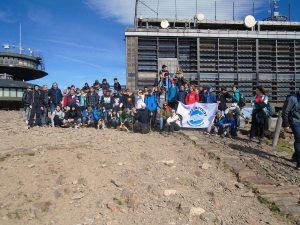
[0,111,287,225]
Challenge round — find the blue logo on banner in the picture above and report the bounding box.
[188,107,207,126]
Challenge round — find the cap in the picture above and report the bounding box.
[141,103,146,107]
[27,86,33,89]
[207,85,213,91]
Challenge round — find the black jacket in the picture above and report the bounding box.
[22,90,32,106]
[217,92,232,111]
[112,95,122,111]
[177,77,186,87]
[134,108,150,124]
[100,95,113,109]
[122,94,135,109]
[113,82,121,91]
[86,91,99,107]
[30,90,43,106]
[282,93,300,127]
[64,107,81,120]
[48,87,62,105]
[101,83,110,91]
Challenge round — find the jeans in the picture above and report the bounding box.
[159,118,166,130]
[109,119,119,128]
[207,124,220,134]
[41,107,49,125]
[290,121,300,167]
[50,103,56,114]
[82,117,94,126]
[250,112,265,139]
[165,122,180,133]
[24,106,31,121]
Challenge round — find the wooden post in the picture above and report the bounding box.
[272,111,282,147]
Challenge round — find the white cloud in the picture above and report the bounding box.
[83,0,268,25]
[55,55,103,69]
[27,7,52,25]
[0,10,17,23]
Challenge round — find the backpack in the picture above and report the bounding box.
[266,102,276,116]
[239,92,246,103]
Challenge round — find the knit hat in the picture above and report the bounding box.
[216,110,222,114]
[207,85,213,91]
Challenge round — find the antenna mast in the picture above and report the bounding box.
[19,23,22,54]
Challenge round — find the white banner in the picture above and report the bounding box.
[177,102,218,128]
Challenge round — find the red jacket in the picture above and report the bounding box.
[185,91,199,105]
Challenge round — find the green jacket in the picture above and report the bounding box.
[120,112,131,122]
[282,93,300,127]
[160,109,171,120]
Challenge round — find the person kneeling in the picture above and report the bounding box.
[94,104,106,129]
[206,110,224,135]
[64,104,81,128]
[217,112,235,138]
[131,103,151,134]
[164,109,181,135]
[81,106,95,128]
[108,110,120,128]
[51,104,65,128]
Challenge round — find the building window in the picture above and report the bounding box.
[19,59,23,66]
[0,88,2,97]
[17,89,23,98]
[3,88,9,97]
[10,88,16,97]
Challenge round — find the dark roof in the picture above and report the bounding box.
[0,65,47,81]
[0,79,36,88]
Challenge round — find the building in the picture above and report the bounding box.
[125,0,300,103]
[0,45,47,109]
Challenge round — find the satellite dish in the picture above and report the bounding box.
[244,15,256,28]
[197,13,205,21]
[160,20,169,29]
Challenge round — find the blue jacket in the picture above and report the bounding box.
[202,92,216,103]
[168,86,179,103]
[145,94,157,112]
[48,87,62,104]
[176,90,186,104]
[217,118,235,127]
[162,79,172,89]
[82,110,94,121]
[232,89,240,103]
[93,107,105,121]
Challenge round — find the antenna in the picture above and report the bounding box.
[20,23,22,54]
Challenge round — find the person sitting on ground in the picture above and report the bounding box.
[101,79,110,92]
[164,109,181,135]
[131,103,152,134]
[202,85,216,103]
[51,104,65,128]
[185,85,199,105]
[120,108,132,128]
[86,86,99,108]
[225,101,246,130]
[94,104,106,128]
[159,102,172,133]
[206,110,224,135]
[82,106,95,128]
[108,110,120,128]
[217,112,236,138]
[64,104,82,128]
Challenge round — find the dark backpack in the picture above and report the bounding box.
[239,92,246,103]
[266,102,276,116]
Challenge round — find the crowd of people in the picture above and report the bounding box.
[21,66,274,138]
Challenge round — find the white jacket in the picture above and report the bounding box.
[167,114,181,126]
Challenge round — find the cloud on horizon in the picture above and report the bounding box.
[83,0,269,25]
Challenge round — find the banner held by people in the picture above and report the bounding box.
[177,102,218,128]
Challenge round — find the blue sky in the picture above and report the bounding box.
[0,0,299,90]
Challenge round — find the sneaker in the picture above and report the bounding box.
[220,133,225,138]
[248,139,254,144]
[25,120,28,124]
[35,125,40,128]
[204,132,210,135]
[227,133,232,139]
[259,139,264,145]
[81,125,86,128]
[74,125,78,129]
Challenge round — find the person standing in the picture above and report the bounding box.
[22,86,33,124]
[282,88,300,169]
[217,86,232,113]
[48,82,62,114]
[113,78,121,91]
[41,84,49,126]
[248,86,268,145]
[101,79,110,92]
[86,86,99,108]
[232,85,241,104]
[100,90,113,123]
[28,85,44,128]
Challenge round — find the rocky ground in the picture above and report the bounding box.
[0,111,293,225]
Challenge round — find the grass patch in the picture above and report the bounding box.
[116,200,123,206]
[6,154,10,157]
[14,212,20,220]
[207,192,215,198]
[0,157,5,162]
[277,139,294,155]
[26,153,35,157]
